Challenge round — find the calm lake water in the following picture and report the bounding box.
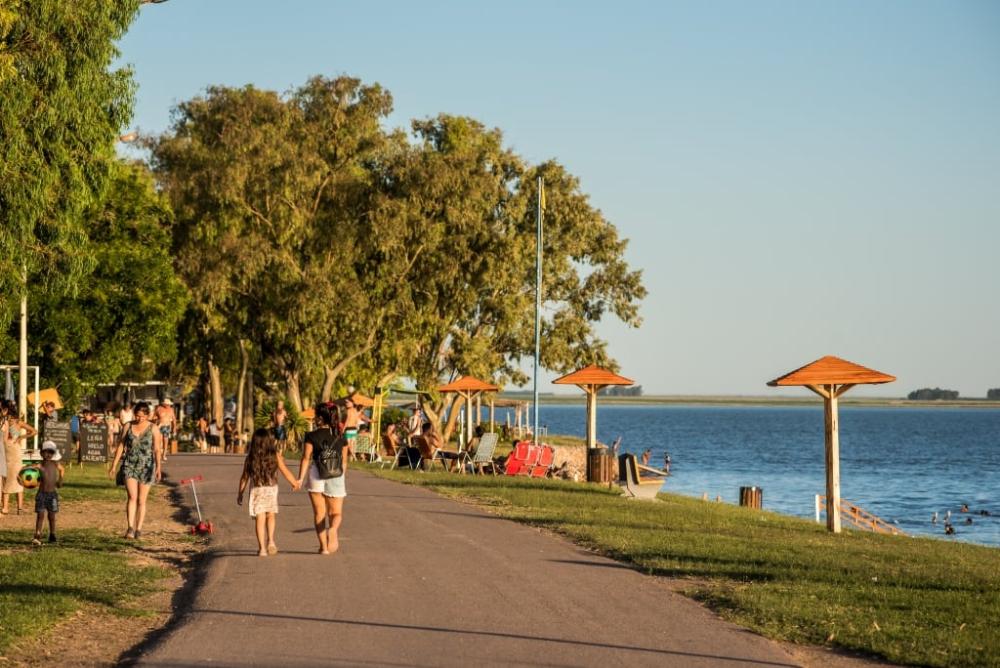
[522,404,1000,547]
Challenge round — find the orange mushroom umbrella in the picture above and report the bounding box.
[437,376,499,445]
[768,355,895,533]
[344,391,374,408]
[553,365,634,479]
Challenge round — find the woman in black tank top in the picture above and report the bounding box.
[297,403,348,554]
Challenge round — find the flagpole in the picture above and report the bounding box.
[533,177,543,445]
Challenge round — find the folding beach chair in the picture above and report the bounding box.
[530,444,554,478]
[504,441,533,476]
[378,434,401,470]
[352,433,375,462]
[460,432,499,475]
[414,436,448,472]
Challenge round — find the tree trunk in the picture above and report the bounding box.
[285,370,303,413]
[441,395,462,443]
[321,330,379,401]
[243,370,256,433]
[207,357,224,427]
[321,366,336,402]
[235,339,249,437]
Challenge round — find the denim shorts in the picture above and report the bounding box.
[307,463,346,498]
[35,491,59,513]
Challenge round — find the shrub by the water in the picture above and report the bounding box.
[907,388,960,400]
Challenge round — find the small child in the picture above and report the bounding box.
[33,441,64,545]
[237,428,299,556]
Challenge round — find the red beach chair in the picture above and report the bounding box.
[518,444,541,476]
[504,441,530,476]
[530,445,554,478]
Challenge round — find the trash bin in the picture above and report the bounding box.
[588,448,614,483]
[739,486,763,509]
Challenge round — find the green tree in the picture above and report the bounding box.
[397,116,646,436]
[11,161,187,409]
[0,0,139,330]
[150,77,404,412]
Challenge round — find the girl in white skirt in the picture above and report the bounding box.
[237,428,299,556]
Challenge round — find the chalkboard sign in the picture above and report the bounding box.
[41,420,73,461]
[79,423,109,463]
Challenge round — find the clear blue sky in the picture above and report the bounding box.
[119,1,1000,396]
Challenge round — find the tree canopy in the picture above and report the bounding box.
[150,75,646,418]
[0,0,140,330]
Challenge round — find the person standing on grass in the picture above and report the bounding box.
[3,403,36,515]
[298,403,348,555]
[407,405,423,444]
[119,401,134,427]
[33,441,64,545]
[0,405,7,510]
[237,428,300,556]
[108,401,162,540]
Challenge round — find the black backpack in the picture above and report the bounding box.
[313,406,346,479]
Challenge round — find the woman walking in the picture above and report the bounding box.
[3,402,37,515]
[297,403,348,555]
[108,401,162,539]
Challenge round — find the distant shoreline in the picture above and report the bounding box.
[498,394,1000,409]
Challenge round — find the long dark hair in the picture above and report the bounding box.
[246,428,278,486]
[314,402,343,435]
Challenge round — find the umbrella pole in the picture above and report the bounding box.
[823,384,842,533]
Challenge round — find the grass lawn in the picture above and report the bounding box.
[0,464,170,654]
[363,466,1000,667]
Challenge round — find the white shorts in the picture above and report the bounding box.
[307,463,346,498]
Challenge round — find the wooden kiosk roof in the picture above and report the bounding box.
[437,376,499,393]
[552,365,634,388]
[767,356,895,387]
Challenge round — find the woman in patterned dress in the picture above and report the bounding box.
[108,401,162,539]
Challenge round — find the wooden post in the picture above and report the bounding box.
[469,392,475,443]
[824,384,842,533]
[475,394,481,427]
[584,385,598,481]
[489,397,495,430]
[586,386,597,449]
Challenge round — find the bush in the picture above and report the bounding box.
[907,388,959,400]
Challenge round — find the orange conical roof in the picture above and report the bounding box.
[553,364,634,387]
[767,356,895,387]
[437,375,499,393]
[346,391,374,407]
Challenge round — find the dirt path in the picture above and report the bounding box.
[0,474,203,667]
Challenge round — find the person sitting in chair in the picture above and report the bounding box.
[414,421,460,471]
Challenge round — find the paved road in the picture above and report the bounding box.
[138,454,800,667]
